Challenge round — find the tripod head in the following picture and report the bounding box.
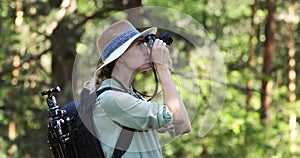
[41,86,65,119]
[41,86,60,97]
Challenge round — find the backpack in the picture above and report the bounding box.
[46,87,134,158]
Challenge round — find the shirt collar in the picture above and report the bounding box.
[100,78,143,99]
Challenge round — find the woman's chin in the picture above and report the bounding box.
[137,64,152,72]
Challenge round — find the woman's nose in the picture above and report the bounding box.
[142,44,150,55]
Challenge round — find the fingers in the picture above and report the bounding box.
[154,39,167,47]
[152,39,168,54]
[151,39,170,68]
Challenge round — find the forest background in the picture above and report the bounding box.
[0,0,300,157]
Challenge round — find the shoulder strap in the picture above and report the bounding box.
[96,87,135,158]
[96,87,126,97]
[112,128,134,158]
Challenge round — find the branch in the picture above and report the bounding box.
[78,8,114,27]
[0,47,52,78]
[199,74,263,94]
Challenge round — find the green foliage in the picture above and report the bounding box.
[0,0,300,157]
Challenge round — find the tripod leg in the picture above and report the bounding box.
[48,130,66,158]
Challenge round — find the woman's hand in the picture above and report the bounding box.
[151,39,171,69]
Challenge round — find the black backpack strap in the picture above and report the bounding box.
[96,87,136,158]
[112,127,135,158]
[96,87,126,97]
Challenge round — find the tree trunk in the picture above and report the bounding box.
[286,4,297,156]
[50,0,79,103]
[261,0,276,123]
[244,1,257,157]
[246,0,257,112]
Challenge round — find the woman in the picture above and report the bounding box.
[85,20,191,157]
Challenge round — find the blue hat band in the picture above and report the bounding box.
[101,27,140,61]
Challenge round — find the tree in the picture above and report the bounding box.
[284,2,297,156]
[244,0,257,157]
[1,0,300,157]
[261,0,276,123]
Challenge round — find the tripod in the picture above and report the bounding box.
[41,87,79,158]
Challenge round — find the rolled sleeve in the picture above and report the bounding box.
[97,90,173,130]
[157,105,173,128]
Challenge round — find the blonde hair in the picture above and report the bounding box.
[83,61,116,92]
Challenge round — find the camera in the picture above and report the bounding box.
[144,32,173,47]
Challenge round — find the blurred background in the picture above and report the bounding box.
[0,0,300,157]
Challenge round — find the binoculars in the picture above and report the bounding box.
[144,32,173,47]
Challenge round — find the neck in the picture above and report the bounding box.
[111,64,137,88]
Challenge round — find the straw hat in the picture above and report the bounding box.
[94,20,157,76]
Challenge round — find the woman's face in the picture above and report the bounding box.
[119,37,152,71]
